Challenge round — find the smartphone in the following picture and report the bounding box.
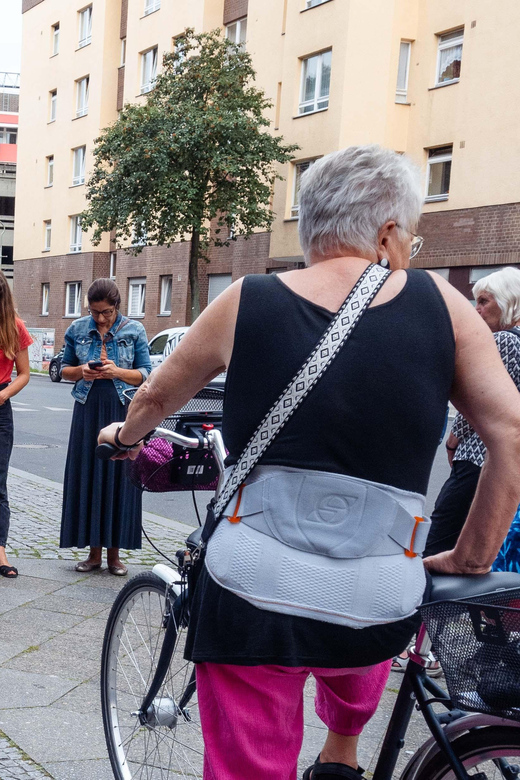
[88,360,104,370]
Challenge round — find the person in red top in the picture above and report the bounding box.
[0,271,32,578]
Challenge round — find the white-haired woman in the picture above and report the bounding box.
[99,146,520,780]
[424,266,520,564]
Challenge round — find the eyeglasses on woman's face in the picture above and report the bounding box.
[88,306,116,320]
[396,224,424,260]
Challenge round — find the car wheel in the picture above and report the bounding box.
[49,362,61,382]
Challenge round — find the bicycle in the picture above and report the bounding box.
[97,411,520,780]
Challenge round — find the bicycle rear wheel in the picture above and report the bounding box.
[101,571,203,779]
[414,726,520,779]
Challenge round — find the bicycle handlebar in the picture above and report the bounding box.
[95,426,206,461]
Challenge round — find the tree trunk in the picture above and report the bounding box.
[188,229,201,323]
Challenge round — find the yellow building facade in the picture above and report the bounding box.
[15,0,520,345]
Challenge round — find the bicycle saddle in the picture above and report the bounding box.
[428,571,520,603]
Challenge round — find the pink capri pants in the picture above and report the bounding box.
[197,660,391,780]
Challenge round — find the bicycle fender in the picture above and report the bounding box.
[152,563,182,596]
[399,714,520,780]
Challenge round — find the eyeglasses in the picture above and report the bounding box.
[88,306,116,319]
[396,224,424,260]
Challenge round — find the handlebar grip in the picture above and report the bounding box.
[96,443,122,460]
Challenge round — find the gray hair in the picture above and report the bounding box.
[298,145,423,262]
[473,267,520,328]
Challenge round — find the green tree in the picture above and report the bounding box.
[81,28,298,321]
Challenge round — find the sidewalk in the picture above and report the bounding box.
[1,468,432,779]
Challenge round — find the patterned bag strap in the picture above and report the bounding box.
[213,264,390,518]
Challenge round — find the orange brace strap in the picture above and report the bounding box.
[405,516,425,558]
[228,484,245,524]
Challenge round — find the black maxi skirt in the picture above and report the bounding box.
[60,379,142,550]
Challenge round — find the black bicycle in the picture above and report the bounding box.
[97,413,520,780]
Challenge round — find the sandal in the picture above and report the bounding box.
[0,564,18,578]
[391,650,443,678]
[302,755,365,780]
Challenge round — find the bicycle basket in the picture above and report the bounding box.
[126,386,224,493]
[420,588,520,720]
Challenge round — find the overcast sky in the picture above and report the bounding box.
[0,0,23,74]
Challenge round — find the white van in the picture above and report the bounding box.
[148,327,189,370]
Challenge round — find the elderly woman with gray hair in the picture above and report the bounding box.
[424,266,520,568]
[98,146,520,780]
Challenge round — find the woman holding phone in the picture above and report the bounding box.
[60,278,151,575]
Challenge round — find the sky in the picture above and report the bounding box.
[0,0,23,75]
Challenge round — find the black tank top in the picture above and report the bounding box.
[185,269,456,668]
[223,268,455,496]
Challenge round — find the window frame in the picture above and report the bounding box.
[109,251,117,280]
[78,5,93,49]
[49,89,57,122]
[70,215,83,253]
[72,146,86,186]
[159,275,172,315]
[425,146,453,202]
[226,17,247,47]
[304,0,331,7]
[128,277,147,317]
[435,28,464,87]
[41,283,50,315]
[395,41,411,103]
[144,0,161,15]
[120,38,126,66]
[290,159,316,218]
[75,76,89,118]
[207,273,232,305]
[65,281,82,317]
[43,221,52,252]
[298,49,332,115]
[140,47,158,94]
[46,155,54,186]
[51,22,60,56]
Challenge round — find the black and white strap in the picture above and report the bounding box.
[213,264,390,517]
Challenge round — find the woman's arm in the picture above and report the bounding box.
[0,348,30,406]
[425,273,520,574]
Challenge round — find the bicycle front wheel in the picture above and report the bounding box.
[101,571,204,779]
[414,726,520,779]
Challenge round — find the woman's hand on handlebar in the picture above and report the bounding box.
[98,422,144,461]
[423,549,491,576]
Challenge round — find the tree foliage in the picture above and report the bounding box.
[81,28,298,320]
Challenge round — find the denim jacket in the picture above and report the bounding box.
[62,313,152,405]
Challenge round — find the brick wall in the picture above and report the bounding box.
[22,0,44,13]
[223,0,248,25]
[13,252,110,347]
[414,202,520,270]
[117,67,125,111]
[120,0,128,38]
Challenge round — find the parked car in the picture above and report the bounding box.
[148,327,189,370]
[48,347,64,382]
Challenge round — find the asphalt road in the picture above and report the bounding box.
[10,374,453,527]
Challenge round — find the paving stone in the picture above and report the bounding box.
[0,669,78,710]
[50,680,100,715]
[42,759,114,780]
[26,594,109,618]
[0,734,51,779]
[0,607,84,647]
[49,583,120,606]
[4,630,102,681]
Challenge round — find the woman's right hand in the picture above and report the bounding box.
[82,364,102,381]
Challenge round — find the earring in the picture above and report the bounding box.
[379,257,390,269]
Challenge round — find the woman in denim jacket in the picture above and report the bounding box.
[60,278,151,575]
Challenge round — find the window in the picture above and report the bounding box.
[305,0,329,7]
[70,215,82,252]
[49,90,57,122]
[469,266,509,284]
[109,251,117,279]
[66,281,82,316]
[226,17,247,47]
[44,221,52,251]
[128,278,146,316]
[430,268,450,281]
[0,127,17,144]
[299,50,332,114]
[120,38,126,66]
[42,283,49,315]
[436,28,463,86]
[141,47,158,93]
[149,332,169,355]
[395,41,411,103]
[76,77,89,117]
[51,23,60,55]
[72,146,86,186]
[208,274,232,305]
[47,155,54,186]
[78,6,92,48]
[144,0,161,15]
[0,197,15,217]
[291,159,316,217]
[426,145,452,201]
[160,275,172,314]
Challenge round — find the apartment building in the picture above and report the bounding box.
[0,72,19,289]
[15,0,520,346]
